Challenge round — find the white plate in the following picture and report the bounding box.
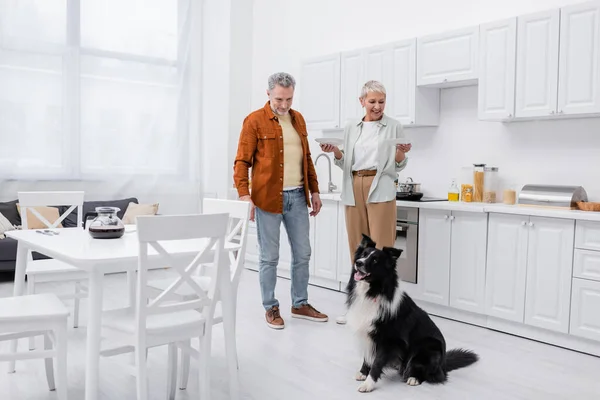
[315,137,343,146]
[383,138,411,146]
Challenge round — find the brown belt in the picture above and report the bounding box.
[352,169,377,177]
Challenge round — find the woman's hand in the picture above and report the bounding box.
[396,144,412,153]
[320,144,343,160]
[395,143,411,163]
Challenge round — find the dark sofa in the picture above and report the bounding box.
[0,197,138,272]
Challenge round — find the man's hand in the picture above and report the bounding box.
[239,195,256,221]
[310,193,322,217]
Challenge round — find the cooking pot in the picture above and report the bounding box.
[397,177,421,193]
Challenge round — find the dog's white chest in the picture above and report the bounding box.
[347,282,379,363]
[347,282,379,332]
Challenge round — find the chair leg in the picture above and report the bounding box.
[223,304,240,399]
[198,333,211,400]
[135,345,149,400]
[55,322,68,400]
[28,276,37,351]
[44,333,56,391]
[73,281,81,328]
[166,343,178,400]
[178,340,191,390]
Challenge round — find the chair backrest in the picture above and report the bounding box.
[17,191,85,229]
[202,198,251,288]
[135,213,230,333]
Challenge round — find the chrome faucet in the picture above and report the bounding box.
[315,153,337,193]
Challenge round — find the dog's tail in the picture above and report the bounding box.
[444,348,479,372]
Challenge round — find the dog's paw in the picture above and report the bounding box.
[357,376,376,393]
[355,371,367,381]
[406,377,421,386]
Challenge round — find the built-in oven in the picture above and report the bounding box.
[395,206,419,283]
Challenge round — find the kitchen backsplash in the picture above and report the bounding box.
[310,85,600,202]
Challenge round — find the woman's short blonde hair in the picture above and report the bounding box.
[360,80,386,99]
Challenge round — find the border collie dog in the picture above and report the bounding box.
[345,234,479,393]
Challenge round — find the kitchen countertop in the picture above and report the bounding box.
[318,191,600,222]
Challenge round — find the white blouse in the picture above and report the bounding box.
[351,121,379,171]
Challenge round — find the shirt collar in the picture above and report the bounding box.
[356,114,388,127]
[264,101,297,122]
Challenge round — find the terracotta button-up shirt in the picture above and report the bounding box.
[233,102,320,214]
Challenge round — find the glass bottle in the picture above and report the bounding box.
[448,178,460,202]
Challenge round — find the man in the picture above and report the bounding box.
[233,72,328,329]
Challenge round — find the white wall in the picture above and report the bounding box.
[251,0,600,200]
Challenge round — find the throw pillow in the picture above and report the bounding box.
[0,211,15,239]
[122,202,159,224]
[16,204,64,230]
[0,200,21,226]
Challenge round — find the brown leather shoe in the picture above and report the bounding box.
[265,306,285,329]
[291,303,328,322]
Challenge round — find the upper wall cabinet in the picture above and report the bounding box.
[558,1,600,116]
[478,18,517,121]
[512,2,600,119]
[515,10,560,118]
[389,39,440,126]
[300,54,341,130]
[417,26,479,87]
[340,50,365,125]
[340,42,439,127]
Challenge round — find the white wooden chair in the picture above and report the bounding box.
[18,191,87,350]
[145,198,251,389]
[0,293,69,400]
[99,213,236,400]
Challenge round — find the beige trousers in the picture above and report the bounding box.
[344,174,396,265]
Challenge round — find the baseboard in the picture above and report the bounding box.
[413,298,600,358]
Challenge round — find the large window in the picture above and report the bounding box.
[0,0,194,180]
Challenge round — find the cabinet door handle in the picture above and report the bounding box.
[450,215,455,221]
[444,215,449,220]
[521,221,527,226]
[528,221,534,227]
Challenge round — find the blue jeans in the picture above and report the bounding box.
[255,188,311,310]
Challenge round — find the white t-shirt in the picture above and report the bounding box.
[352,121,379,171]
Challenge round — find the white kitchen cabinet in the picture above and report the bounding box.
[312,200,338,280]
[515,10,560,118]
[300,53,341,130]
[416,209,488,310]
[340,50,365,126]
[417,26,479,87]
[337,203,352,290]
[558,1,600,116]
[389,39,440,127]
[478,18,517,121]
[485,213,529,323]
[570,278,600,342]
[524,217,574,333]
[416,209,452,305]
[449,211,488,314]
[485,213,575,332]
[575,220,600,251]
[574,249,600,282]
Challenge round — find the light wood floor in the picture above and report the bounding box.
[1,268,599,400]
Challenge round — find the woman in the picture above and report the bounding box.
[320,80,411,324]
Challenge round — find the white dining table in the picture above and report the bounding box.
[6,227,238,400]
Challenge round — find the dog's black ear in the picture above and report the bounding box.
[382,247,402,263]
[360,234,376,249]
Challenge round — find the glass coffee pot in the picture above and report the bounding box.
[84,207,125,239]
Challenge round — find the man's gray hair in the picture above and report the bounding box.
[360,80,386,99]
[268,72,296,90]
